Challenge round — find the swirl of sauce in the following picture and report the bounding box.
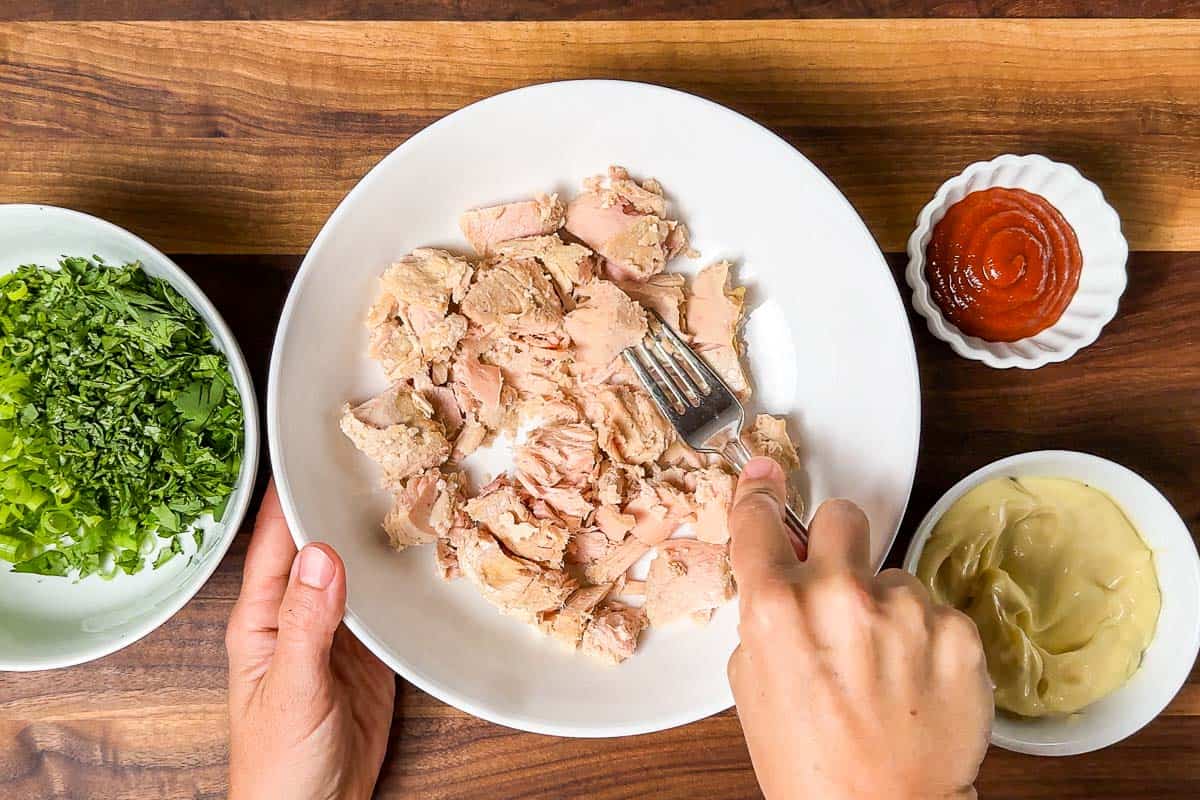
[925,187,1082,342]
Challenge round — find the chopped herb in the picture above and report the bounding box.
[0,257,244,578]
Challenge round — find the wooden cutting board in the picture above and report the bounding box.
[0,4,1197,799]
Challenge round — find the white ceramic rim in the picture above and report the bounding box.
[902,450,1200,755]
[905,154,1129,369]
[0,204,261,671]
[267,78,921,736]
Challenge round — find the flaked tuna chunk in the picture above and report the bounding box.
[449,415,488,463]
[594,504,636,541]
[539,583,613,650]
[380,248,474,314]
[748,413,801,471]
[459,194,566,257]
[585,385,671,466]
[685,261,750,398]
[450,336,505,430]
[435,538,461,581]
[514,422,599,520]
[482,335,572,398]
[624,475,697,546]
[583,532,653,585]
[565,167,691,283]
[367,316,423,382]
[456,528,577,622]
[413,371,464,437]
[563,280,648,382]
[644,539,735,627]
[604,165,667,216]
[517,393,582,428]
[581,601,647,665]
[340,385,450,484]
[464,479,570,567]
[408,309,468,369]
[658,437,706,470]
[382,469,463,550]
[618,273,687,331]
[493,234,597,301]
[595,460,642,507]
[621,579,646,596]
[367,249,473,379]
[515,422,598,489]
[460,258,565,340]
[691,466,736,544]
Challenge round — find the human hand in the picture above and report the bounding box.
[726,458,993,800]
[226,481,396,800]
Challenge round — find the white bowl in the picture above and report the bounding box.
[0,204,259,671]
[269,79,921,737]
[903,450,1200,756]
[906,154,1128,369]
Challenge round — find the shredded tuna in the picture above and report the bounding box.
[382,468,463,550]
[565,166,691,283]
[456,528,577,622]
[539,583,613,650]
[461,257,565,341]
[685,260,750,398]
[581,601,647,665]
[345,166,785,663]
[340,385,450,484]
[691,467,736,544]
[748,414,801,471]
[644,539,735,627]
[493,234,597,302]
[563,280,648,382]
[618,273,687,331]
[460,194,565,257]
[464,479,571,568]
[585,385,672,466]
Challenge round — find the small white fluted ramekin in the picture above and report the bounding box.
[906,154,1128,369]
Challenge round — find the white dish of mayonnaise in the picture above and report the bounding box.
[904,450,1200,757]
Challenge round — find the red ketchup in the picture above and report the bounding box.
[925,187,1082,342]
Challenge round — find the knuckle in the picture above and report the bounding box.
[816,572,872,612]
[937,609,985,656]
[741,579,796,633]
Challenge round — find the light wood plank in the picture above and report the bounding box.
[0,21,1198,251]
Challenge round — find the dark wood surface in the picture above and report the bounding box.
[0,9,1198,800]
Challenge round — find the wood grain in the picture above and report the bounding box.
[4,0,1200,21]
[0,21,1198,251]
[1,252,1197,799]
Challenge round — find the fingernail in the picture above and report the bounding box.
[742,457,780,480]
[297,545,334,590]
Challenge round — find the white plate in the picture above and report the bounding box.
[903,451,1200,756]
[268,80,921,737]
[0,204,259,671]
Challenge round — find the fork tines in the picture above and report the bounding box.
[623,310,728,418]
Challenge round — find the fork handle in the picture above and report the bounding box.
[721,439,810,552]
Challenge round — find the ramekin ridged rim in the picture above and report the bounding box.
[906,154,1128,369]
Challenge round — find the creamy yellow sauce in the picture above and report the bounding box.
[916,477,1160,717]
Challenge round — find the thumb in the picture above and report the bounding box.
[271,543,347,692]
[728,457,801,593]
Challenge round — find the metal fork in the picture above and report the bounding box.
[622,310,809,549]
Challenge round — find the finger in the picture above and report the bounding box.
[729,457,800,592]
[804,499,871,576]
[226,481,300,686]
[230,480,297,638]
[271,542,348,693]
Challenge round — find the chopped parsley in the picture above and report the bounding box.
[0,256,244,579]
